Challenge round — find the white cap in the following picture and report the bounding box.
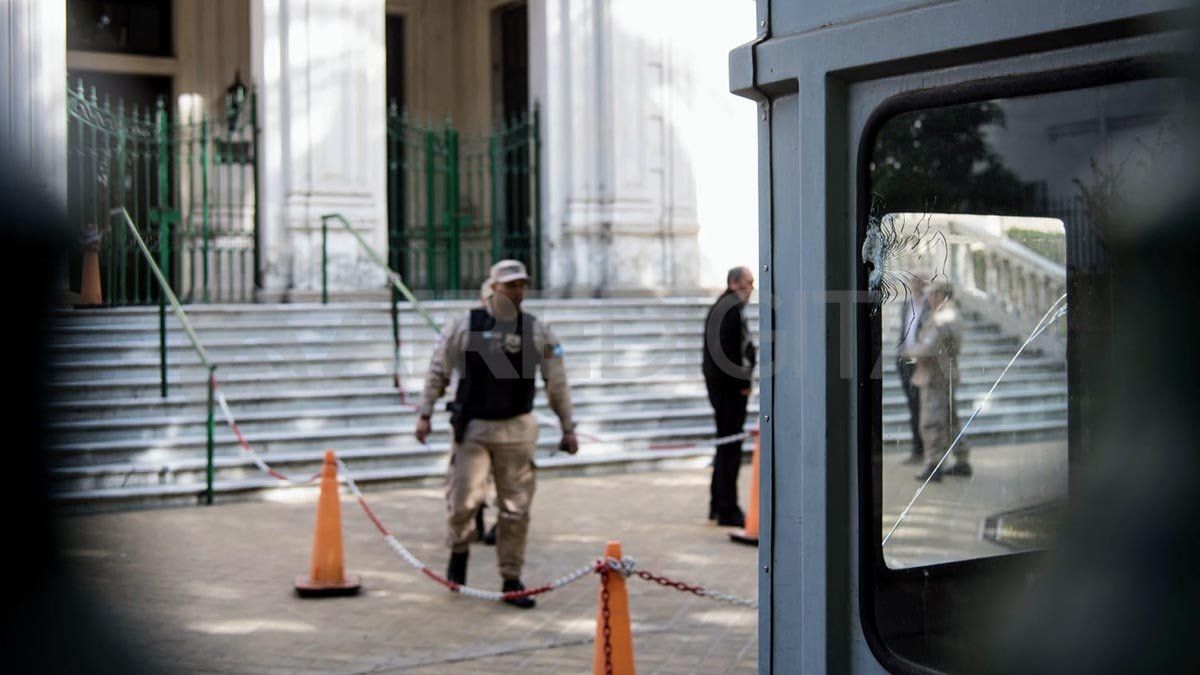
[489,259,531,284]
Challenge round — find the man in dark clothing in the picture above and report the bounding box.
[702,266,756,527]
[897,278,928,465]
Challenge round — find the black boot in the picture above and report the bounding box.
[474,505,486,541]
[916,463,943,482]
[447,551,469,586]
[483,524,497,546]
[943,462,973,477]
[717,509,745,528]
[901,452,925,466]
[502,578,536,609]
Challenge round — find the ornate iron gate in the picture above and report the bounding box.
[67,79,259,305]
[386,105,541,296]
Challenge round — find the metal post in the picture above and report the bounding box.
[424,129,436,293]
[489,133,501,263]
[116,98,128,306]
[157,98,170,398]
[322,215,329,304]
[201,113,210,302]
[252,89,262,296]
[445,123,460,292]
[532,103,543,289]
[391,285,400,391]
[206,367,217,505]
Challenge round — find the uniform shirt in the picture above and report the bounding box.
[418,309,576,432]
[906,299,962,389]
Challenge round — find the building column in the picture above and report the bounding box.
[533,0,700,296]
[1,0,67,208]
[251,0,388,300]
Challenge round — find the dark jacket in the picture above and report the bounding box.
[702,290,756,391]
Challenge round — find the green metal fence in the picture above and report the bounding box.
[387,104,541,296]
[67,80,259,305]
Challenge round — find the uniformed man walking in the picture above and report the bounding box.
[415,259,578,608]
[905,280,972,481]
[702,266,756,527]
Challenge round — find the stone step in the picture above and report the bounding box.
[50,415,1067,511]
[50,299,744,328]
[51,303,749,327]
[46,405,759,467]
[48,314,731,346]
[882,400,1067,430]
[46,376,714,419]
[48,444,736,513]
[49,422,757,493]
[49,377,1066,425]
[47,328,1019,376]
[49,392,1064,449]
[48,386,1065,468]
[45,297,1068,511]
[46,359,1067,404]
[47,390,754,443]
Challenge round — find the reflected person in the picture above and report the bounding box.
[904,280,971,481]
[898,276,928,466]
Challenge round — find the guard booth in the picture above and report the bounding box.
[731,0,1189,672]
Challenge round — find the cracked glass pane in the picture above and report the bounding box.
[868,78,1185,570]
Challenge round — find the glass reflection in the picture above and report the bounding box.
[870,78,1184,569]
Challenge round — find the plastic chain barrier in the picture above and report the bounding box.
[337,456,600,602]
[211,374,759,608]
[213,381,320,485]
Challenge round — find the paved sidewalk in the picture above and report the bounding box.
[61,468,758,674]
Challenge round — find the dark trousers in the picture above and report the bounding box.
[897,358,923,456]
[706,380,749,521]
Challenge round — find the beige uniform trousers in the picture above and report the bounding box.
[918,378,969,464]
[446,413,538,580]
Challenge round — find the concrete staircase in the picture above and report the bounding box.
[45,298,1066,510]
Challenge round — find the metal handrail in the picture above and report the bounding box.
[110,207,219,505]
[320,213,442,333]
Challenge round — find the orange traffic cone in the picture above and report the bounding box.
[79,225,103,306]
[295,450,361,597]
[729,430,759,546]
[593,541,635,674]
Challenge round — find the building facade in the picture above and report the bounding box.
[2,0,759,300]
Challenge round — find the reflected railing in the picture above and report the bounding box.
[888,213,1068,356]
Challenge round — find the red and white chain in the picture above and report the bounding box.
[213,379,319,485]
[602,556,758,609]
[337,457,598,602]
[647,430,751,451]
[214,375,757,609]
[600,568,614,675]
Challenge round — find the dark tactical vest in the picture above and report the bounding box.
[453,308,539,425]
